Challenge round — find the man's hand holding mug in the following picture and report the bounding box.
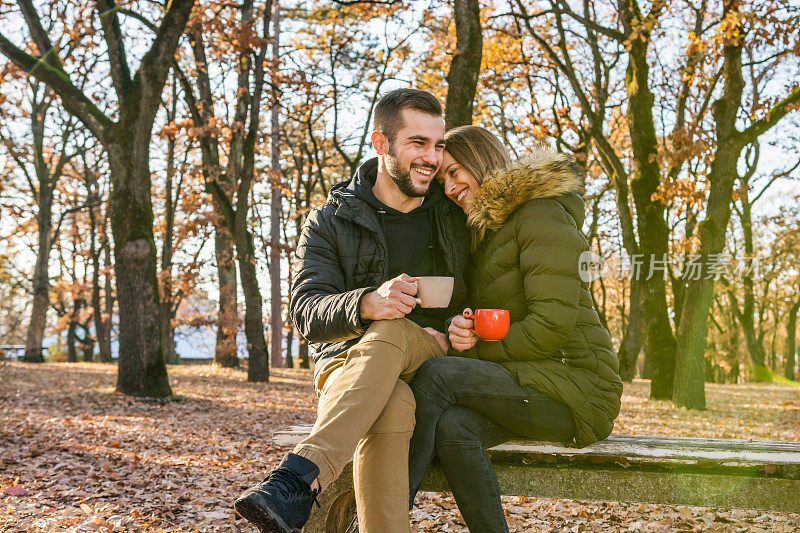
[360,273,419,320]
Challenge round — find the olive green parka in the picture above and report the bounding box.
[457,150,623,447]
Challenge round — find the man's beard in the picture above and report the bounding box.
[385,147,432,198]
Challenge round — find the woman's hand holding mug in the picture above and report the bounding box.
[462,308,510,341]
[449,309,479,352]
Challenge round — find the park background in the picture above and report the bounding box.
[0,0,799,531]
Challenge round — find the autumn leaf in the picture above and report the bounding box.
[3,486,27,497]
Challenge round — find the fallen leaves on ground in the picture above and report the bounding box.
[1,363,798,532]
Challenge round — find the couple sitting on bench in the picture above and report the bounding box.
[234,88,623,533]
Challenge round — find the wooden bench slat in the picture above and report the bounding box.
[492,440,800,464]
[274,425,800,465]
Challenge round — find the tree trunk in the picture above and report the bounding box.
[298,338,309,369]
[66,329,76,362]
[89,200,110,364]
[673,276,715,408]
[108,133,172,397]
[621,2,677,400]
[237,0,272,382]
[618,277,644,382]
[445,0,483,129]
[24,201,51,363]
[161,102,180,367]
[0,0,194,394]
[90,264,103,355]
[769,319,778,371]
[284,325,294,368]
[161,317,177,365]
[82,333,94,362]
[741,313,767,368]
[269,1,284,368]
[160,290,178,366]
[67,303,78,363]
[238,229,269,382]
[214,228,240,367]
[98,241,113,363]
[181,3,272,372]
[182,15,239,369]
[293,148,311,372]
[23,90,53,364]
[183,25,240,369]
[734,191,768,370]
[786,297,800,381]
[673,0,746,410]
[673,0,800,404]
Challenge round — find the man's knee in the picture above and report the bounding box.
[361,318,416,343]
[367,380,416,434]
[345,320,415,363]
[435,406,483,449]
[354,319,439,378]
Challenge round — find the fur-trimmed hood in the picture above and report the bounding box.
[467,149,586,244]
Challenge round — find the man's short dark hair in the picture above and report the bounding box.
[373,88,443,144]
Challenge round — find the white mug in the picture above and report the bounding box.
[414,276,454,308]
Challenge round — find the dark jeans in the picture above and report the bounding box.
[408,356,575,533]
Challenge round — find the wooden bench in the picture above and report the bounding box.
[274,425,800,532]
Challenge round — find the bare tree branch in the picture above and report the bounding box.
[52,198,103,244]
[0,130,37,197]
[737,86,800,146]
[751,158,800,204]
[550,0,625,41]
[95,0,133,99]
[244,0,273,172]
[17,0,62,69]
[118,7,157,31]
[135,0,196,127]
[0,33,112,139]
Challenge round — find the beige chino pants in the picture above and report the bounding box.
[293,318,444,533]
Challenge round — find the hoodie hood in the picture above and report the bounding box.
[467,149,586,244]
[344,157,378,199]
[326,157,378,205]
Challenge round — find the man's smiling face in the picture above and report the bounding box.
[384,108,446,198]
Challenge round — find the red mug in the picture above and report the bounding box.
[463,309,510,341]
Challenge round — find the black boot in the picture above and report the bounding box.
[234,453,321,533]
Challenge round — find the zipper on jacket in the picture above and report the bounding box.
[429,208,438,276]
[374,209,389,279]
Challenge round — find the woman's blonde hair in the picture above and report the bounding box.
[443,126,511,184]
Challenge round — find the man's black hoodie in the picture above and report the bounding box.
[349,158,452,331]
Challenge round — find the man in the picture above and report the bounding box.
[234,88,469,532]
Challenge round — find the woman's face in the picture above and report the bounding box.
[440,151,480,214]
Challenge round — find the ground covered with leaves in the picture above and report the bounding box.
[1,362,799,532]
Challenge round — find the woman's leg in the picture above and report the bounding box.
[408,356,575,530]
[408,357,528,504]
[434,406,513,533]
[408,357,575,501]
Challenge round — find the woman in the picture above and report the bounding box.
[409,126,623,532]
